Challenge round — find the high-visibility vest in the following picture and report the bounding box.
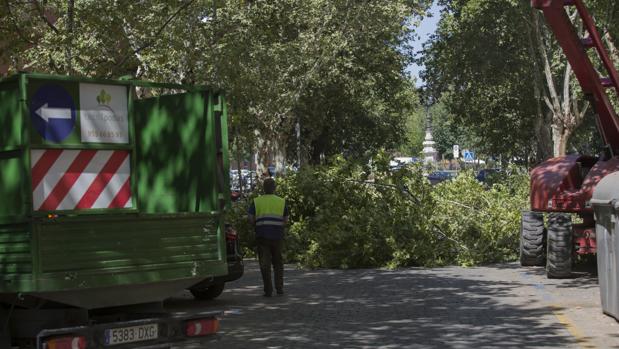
[254,195,286,227]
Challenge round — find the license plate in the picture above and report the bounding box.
[104,323,158,346]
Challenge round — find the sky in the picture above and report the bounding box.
[407,2,443,87]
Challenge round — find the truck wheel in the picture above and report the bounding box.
[546,213,573,279]
[0,330,9,349]
[520,211,546,266]
[190,283,225,300]
[0,306,11,348]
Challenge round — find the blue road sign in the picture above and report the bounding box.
[30,84,77,143]
[463,150,475,162]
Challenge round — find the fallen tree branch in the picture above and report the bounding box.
[340,179,470,252]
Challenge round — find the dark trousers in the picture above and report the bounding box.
[256,237,284,295]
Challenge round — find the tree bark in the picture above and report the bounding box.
[528,9,553,163]
[533,9,588,158]
[552,123,570,157]
[254,130,271,178]
[273,136,287,176]
[604,32,619,71]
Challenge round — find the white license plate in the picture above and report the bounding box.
[104,323,158,346]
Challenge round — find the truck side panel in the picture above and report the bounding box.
[31,214,225,293]
[0,80,21,151]
[0,80,28,222]
[0,223,33,291]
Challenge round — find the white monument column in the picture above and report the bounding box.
[422,109,437,163]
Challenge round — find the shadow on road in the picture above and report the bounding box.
[491,259,599,290]
[167,261,586,348]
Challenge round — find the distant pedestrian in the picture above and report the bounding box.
[248,178,289,297]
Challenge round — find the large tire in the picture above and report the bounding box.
[520,211,546,266]
[546,213,573,279]
[0,306,11,348]
[190,283,225,300]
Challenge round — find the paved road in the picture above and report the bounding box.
[166,261,619,348]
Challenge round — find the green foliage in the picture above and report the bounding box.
[429,96,473,159]
[398,106,425,156]
[1,0,432,166]
[227,197,257,258]
[277,154,437,269]
[229,157,530,269]
[430,170,530,266]
[423,0,619,161]
[422,0,540,161]
[568,109,605,155]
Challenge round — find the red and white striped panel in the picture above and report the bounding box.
[31,149,133,211]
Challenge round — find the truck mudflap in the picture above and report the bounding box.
[36,310,221,349]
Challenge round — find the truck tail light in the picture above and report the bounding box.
[226,227,238,241]
[185,317,220,337]
[43,336,87,349]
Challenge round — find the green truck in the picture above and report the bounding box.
[0,73,242,348]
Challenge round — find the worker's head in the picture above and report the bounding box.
[263,178,276,194]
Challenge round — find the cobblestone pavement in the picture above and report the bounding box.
[166,261,619,349]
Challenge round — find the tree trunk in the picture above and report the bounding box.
[254,131,271,178]
[533,9,587,159]
[604,32,619,68]
[552,124,571,157]
[273,137,287,176]
[528,9,553,162]
[534,114,553,160]
[295,118,301,168]
[235,137,243,194]
[309,139,324,165]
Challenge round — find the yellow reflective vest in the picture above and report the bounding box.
[253,194,286,239]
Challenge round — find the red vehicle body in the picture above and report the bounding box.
[522,0,619,277]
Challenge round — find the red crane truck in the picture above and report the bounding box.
[522,0,619,278]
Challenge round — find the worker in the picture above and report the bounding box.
[248,177,289,297]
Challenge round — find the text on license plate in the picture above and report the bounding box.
[105,323,158,346]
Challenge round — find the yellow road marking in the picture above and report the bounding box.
[551,306,596,349]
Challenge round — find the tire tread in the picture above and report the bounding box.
[520,211,546,266]
[546,213,572,279]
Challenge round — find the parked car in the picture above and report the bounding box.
[476,168,502,183]
[230,169,257,192]
[427,170,458,185]
[389,157,420,171]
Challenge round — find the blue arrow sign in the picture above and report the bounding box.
[30,84,76,143]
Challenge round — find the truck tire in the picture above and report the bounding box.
[0,306,10,348]
[546,213,573,279]
[190,283,225,300]
[0,330,9,349]
[520,211,546,266]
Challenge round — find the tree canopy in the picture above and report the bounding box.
[1,0,433,167]
[421,0,618,164]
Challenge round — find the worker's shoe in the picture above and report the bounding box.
[276,290,284,296]
[263,292,272,297]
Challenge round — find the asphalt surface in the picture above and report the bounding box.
[166,260,619,348]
